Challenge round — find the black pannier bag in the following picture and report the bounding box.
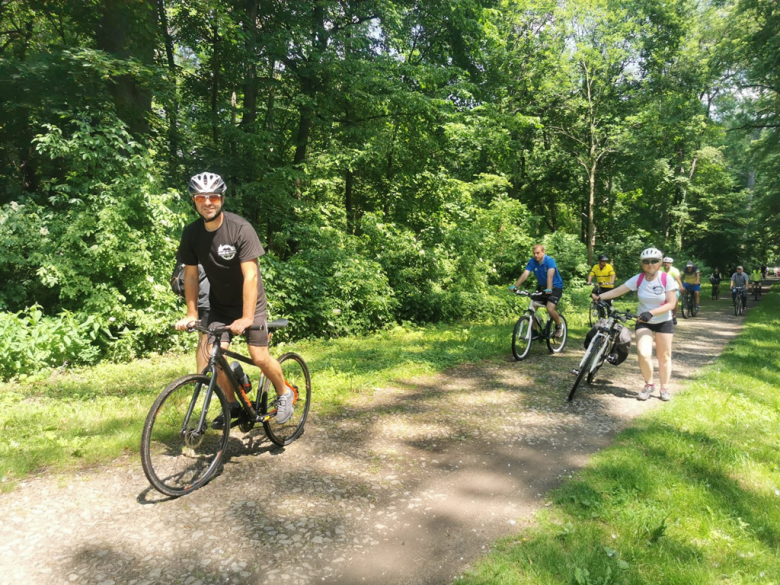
[583,320,632,366]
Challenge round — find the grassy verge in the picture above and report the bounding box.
[460,287,780,584]
[0,289,630,491]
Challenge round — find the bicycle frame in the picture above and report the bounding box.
[183,328,273,438]
[522,294,550,339]
[578,306,635,374]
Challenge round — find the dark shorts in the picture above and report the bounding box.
[197,307,209,325]
[536,286,563,306]
[207,310,269,347]
[636,320,674,334]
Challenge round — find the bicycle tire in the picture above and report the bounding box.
[586,336,607,385]
[568,339,599,402]
[753,285,760,301]
[261,352,312,446]
[511,315,533,361]
[681,293,688,319]
[140,374,229,497]
[588,302,601,328]
[546,315,568,354]
[734,296,741,316]
[691,299,698,317]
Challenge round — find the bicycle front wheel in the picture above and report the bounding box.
[511,315,533,361]
[547,315,568,354]
[261,352,312,447]
[681,294,688,319]
[140,374,229,497]
[568,342,598,402]
[586,337,607,384]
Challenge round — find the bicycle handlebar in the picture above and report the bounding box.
[177,321,265,336]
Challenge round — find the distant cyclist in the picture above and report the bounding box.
[662,257,684,324]
[512,244,565,338]
[709,268,722,298]
[591,247,678,401]
[682,261,701,312]
[730,266,749,309]
[586,254,616,307]
[751,267,763,297]
[761,263,768,280]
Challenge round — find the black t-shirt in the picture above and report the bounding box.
[178,211,267,316]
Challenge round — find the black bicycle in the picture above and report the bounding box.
[568,304,637,402]
[710,281,720,300]
[752,280,762,301]
[733,286,746,316]
[140,319,311,497]
[680,286,698,318]
[511,290,568,360]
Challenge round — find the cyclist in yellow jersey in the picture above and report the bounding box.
[682,261,701,312]
[662,257,684,324]
[586,254,616,307]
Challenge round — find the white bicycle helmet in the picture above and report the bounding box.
[188,172,227,196]
[663,257,674,263]
[640,247,663,261]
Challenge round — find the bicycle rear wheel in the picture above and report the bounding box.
[511,315,533,361]
[140,374,229,497]
[261,352,312,446]
[546,315,568,354]
[568,341,598,402]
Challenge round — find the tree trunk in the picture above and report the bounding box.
[241,0,259,130]
[95,0,155,136]
[587,165,596,266]
[157,0,179,161]
[211,23,219,146]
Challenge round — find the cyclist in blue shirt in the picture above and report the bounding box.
[511,244,565,337]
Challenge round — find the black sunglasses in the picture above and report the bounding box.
[642,259,661,265]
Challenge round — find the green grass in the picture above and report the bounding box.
[460,287,780,584]
[0,290,629,491]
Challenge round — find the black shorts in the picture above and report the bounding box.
[207,310,269,347]
[197,307,209,325]
[536,286,563,306]
[636,320,674,334]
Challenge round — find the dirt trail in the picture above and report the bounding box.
[1,285,765,585]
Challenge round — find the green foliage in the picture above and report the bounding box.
[0,306,105,380]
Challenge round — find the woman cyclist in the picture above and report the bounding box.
[591,248,679,402]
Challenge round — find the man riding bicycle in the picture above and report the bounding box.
[730,266,749,309]
[709,267,722,298]
[586,254,616,307]
[682,261,701,313]
[751,267,763,296]
[174,172,294,427]
[511,244,565,338]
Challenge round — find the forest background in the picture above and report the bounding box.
[0,0,778,379]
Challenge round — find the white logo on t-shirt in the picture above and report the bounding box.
[217,244,237,260]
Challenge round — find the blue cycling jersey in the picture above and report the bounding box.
[525,255,564,289]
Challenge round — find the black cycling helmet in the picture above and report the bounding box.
[597,254,609,262]
[188,172,227,196]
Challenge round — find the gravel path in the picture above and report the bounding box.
[0,288,760,585]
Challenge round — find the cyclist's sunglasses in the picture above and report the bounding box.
[192,194,222,204]
[641,259,661,265]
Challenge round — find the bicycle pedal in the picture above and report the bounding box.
[571,368,580,375]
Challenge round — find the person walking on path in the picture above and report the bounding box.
[592,247,679,401]
[174,172,294,425]
[512,244,565,337]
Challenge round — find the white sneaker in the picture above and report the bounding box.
[275,392,295,424]
[659,388,671,402]
[637,384,654,401]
